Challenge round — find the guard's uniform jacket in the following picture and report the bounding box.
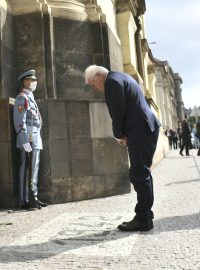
[13,89,42,150]
[13,88,42,206]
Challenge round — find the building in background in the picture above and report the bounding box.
[147,56,184,132]
[186,106,200,128]
[0,0,184,208]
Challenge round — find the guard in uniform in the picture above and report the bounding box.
[13,69,47,210]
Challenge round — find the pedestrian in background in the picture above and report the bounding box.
[191,126,199,149]
[179,119,191,156]
[177,127,182,149]
[195,121,200,156]
[84,65,160,231]
[13,69,47,210]
[172,131,178,149]
[165,127,173,149]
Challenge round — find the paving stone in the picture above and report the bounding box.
[0,149,199,269]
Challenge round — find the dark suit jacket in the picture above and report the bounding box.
[104,71,161,143]
[181,121,191,144]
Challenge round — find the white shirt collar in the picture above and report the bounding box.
[22,88,34,98]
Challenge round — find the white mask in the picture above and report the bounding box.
[30,81,37,92]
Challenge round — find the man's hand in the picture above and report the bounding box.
[23,143,32,152]
[115,137,128,146]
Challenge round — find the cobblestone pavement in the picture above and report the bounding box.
[0,149,200,270]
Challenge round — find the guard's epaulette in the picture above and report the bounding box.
[18,92,29,109]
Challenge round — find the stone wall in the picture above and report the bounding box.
[0,98,18,208]
[38,100,130,204]
[0,0,169,208]
[0,1,16,97]
[13,11,47,99]
[53,18,110,99]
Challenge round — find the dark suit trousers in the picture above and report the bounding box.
[127,129,159,221]
[180,138,190,155]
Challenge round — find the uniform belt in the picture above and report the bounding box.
[26,122,41,128]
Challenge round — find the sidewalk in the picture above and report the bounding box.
[0,149,200,270]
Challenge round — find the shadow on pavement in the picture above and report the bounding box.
[0,228,134,263]
[164,156,184,159]
[166,177,200,186]
[166,155,200,186]
[149,211,200,234]
[0,211,199,263]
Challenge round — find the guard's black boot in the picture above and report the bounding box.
[37,198,48,207]
[20,202,30,210]
[35,197,48,207]
[28,194,41,210]
[31,200,42,210]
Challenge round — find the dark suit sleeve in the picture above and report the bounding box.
[105,79,126,139]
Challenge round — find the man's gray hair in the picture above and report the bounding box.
[84,65,109,84]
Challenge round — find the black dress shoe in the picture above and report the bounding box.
[118,219,153,231]
[179,152,184,156]
[122,212,154,225]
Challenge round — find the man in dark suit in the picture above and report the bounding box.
[84,65,161,231]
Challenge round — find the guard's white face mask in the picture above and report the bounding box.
[30,81,37,92]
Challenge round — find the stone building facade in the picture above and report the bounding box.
[0,0,183,208]
[143,49,185,160]
[150,58,184,131]
[174,73,184,123]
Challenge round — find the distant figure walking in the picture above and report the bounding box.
[177,127,182,148]
[179,120,191,156]
[195,121,200,156]
[165,127,173,149]
[172,132,178,149]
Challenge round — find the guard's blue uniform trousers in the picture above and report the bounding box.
[19,149,40,204]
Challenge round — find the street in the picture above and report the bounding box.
[0,149,200,270]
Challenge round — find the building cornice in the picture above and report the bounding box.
[141,38,149,53]
[174,72,183,84]
[116,0,146,16]
[146,97,159,112]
